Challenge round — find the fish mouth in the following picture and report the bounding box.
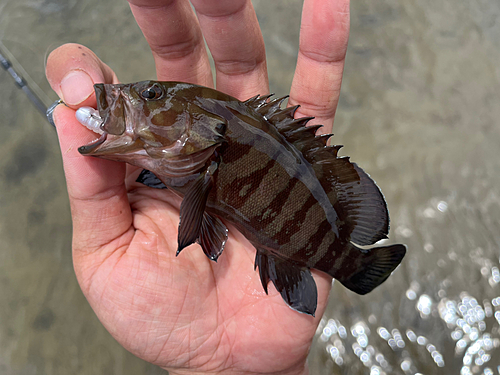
[78,131,146,156]
[78,83,139,156]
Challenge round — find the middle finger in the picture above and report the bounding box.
[190,0,269,100]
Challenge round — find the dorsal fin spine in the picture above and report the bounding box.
[284,124,321,143]
[268,105,298,122]
[243,94,260,105]
[316,134,333,146]
[252,94,274,109]
[326,145,343,157]
[278,116,315,135]
[258,96,289,118]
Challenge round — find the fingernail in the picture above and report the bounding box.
[60,70,94,106]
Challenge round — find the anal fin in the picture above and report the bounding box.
[339,243,406,295]
[255,251,318,316]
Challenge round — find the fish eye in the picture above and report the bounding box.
[140,85,163,100]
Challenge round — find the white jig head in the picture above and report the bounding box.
[75,106,104,134]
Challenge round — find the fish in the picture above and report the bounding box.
[77,80,406,316]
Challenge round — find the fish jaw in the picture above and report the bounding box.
[78,132,220,179]
[79,83,140,156]
[78,132,145,157]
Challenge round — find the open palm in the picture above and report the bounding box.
[46,1,350,374]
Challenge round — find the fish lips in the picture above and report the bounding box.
[79,84,131,156]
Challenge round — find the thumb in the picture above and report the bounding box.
[46,44,132,252]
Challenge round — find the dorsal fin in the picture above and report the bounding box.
[256,96,289,118]
[268,105,298,123]
[243,93,274,109]
[251,95,390,246]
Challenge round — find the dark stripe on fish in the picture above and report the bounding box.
[272,193,318,248]
[260,176,301,227]
[302,219,336,270]
[222,157,277,211]
[219,141,253,164]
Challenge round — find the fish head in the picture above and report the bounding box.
[78,81,227,175]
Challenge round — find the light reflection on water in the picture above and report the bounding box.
[315,280,500,374]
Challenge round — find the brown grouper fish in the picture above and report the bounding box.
[76,81,406,316]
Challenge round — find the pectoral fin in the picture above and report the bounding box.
[177,161,218,255]
[198,212,228,261]
[138,167,226,261]
[254,251,318,316]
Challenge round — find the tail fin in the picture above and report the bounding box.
[339,243,406,295]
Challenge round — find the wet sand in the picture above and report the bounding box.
[1,1,500,374]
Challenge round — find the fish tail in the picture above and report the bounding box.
[337,243,406,295]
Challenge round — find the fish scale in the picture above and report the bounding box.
[77,80,406,316]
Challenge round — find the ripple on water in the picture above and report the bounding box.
[316,286,500,373]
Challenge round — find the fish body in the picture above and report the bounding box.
[78,81,406,316]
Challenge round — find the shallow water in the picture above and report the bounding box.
[1,0,500,374]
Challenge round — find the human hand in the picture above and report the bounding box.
[45,0,349,374]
